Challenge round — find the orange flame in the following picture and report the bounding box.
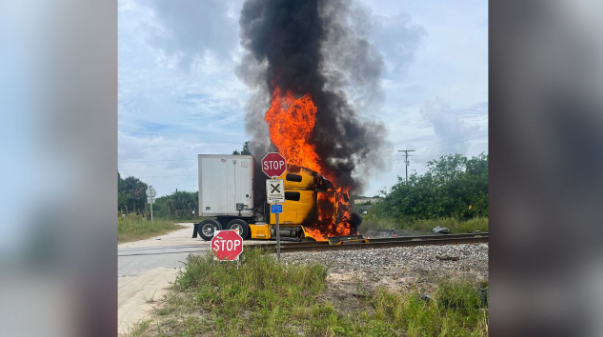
[264,86,356,241]
[264,87,321,173]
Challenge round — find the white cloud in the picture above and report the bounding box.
[118,0,488,197]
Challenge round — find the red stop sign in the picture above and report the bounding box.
[261,152,287,178]
[211,230,243,261]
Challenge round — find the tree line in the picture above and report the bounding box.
[118,172,148,215]
[365,153,488,222]
[118,172,199,219]
[118,142,250,218]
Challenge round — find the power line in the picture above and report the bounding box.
[124,174,197,178]
[415,133,488,151]
[390,130,488,157]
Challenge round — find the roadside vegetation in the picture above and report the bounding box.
[128,250,488,337]
[118,214,185,243]
[361,217,488,235]
[361,153,488,233]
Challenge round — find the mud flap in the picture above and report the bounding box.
[192,223,199,238]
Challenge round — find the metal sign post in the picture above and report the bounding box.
[270,203,283,261]
[147,196,155,221]
[267,177,285,261]
[146,186,156,222]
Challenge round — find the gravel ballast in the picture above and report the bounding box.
[280,243,489,293]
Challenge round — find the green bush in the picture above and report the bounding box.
[365,153,488,224]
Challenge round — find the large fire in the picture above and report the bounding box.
[264,87,354,241]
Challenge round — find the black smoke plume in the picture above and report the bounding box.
[238,0,391,194]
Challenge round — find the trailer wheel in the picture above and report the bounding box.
[198,219,222,241]
[226,219,250,240]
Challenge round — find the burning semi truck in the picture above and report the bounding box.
[189,0,388,243]
[192,154,360,242]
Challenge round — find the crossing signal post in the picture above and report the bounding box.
[262,153,287,262]
[266,178,285,261]
[271,203,283,260]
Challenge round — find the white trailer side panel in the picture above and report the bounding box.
[198,154,254,217]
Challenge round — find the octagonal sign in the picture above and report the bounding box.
[211,230,243,261]
[261,152,287,178]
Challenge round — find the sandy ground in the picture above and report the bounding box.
[118,267,179,335]
[118,223,198,335]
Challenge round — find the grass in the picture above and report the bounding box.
[118,214,186,243]
[361,217,488,235]
[128,250,488,337]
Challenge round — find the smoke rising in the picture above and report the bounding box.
[238,0,391,193]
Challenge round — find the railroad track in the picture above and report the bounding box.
[245,232,488,253]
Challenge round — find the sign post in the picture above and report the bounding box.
[146,185,157,222]
[261,153,287,262]
[270,204,283,260]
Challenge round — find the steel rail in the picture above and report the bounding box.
[246,234,488,253]
[118,233,489,257]
[250,232,488,248]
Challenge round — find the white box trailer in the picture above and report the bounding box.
[198,154,255,217]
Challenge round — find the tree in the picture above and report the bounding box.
[365,153,488,222]
[233,141,251,155]
[118,172,148,214]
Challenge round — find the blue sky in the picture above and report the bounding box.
[118,0,488,197]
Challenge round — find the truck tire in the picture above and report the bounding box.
[198,219,222,241]
[226,219,250,240]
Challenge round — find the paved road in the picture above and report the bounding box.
[118,245,211,277]
[118,223,211,277]
[118,223,273,277]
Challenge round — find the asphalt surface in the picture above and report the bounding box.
[117,223,209,277]
[117,223,271,277]
[118,244,211,277]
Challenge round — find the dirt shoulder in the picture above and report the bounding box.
[118,268,179,335]
[118,222,197,335]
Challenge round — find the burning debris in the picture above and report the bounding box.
[238,0,391,240]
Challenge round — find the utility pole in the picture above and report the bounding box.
[398,150,415,184]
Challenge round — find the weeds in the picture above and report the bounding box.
[361,217,488,235]
[118,214,185,243]
[129,319,150,337]
[129,250,488,336]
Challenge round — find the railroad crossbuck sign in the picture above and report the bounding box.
[266,179,285,204]
[261,152,287,178]
[211,230,243,261]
